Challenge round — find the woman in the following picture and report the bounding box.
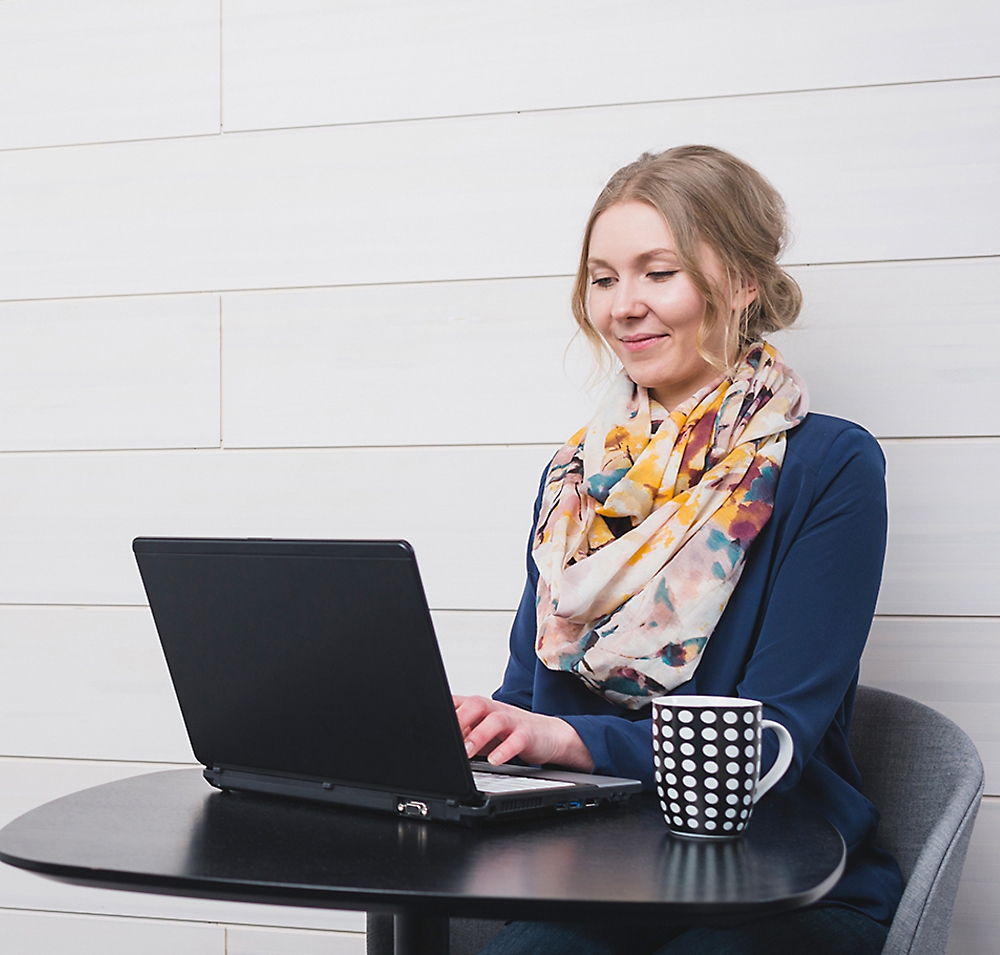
[454,146,902,955]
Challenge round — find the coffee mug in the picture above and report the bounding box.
[651,695,794,839]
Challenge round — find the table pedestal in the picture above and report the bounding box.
[394,912,450,955]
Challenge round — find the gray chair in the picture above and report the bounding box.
[849,684,984,955]
[367,685,985,955]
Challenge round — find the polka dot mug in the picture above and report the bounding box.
[651,695,794,840]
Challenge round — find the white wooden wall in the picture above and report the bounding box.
[0,1,997,951]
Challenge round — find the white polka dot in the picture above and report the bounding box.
[685,804,698,816]
[665,773,677,785]
[744,711,755,724]
[671,802,681,813]
[745,762,756,774]
[652,721,659,736]
[726,778,739,790]
[705,777,719,790]
[680,743,695,756]
[745,745,756,757]
[724,728,739,741]
[723,821,733,830]
[705,792,719,804]
[653,753,661,766]
[726,761,740,774]
[674,815,684,826]
[667,788,678,799]
[703,743,718,757]
[705,820,717,830]
[679,726,695,740]
[743,794,753,805]
[663,756,676,769]
[700,710,717,723]
[736,822,745,832]
[705,807,718,818]
[659,799,668,812]
[661,709,673,721]
[723,711,738,724]
[740,809,749,818]
[682,759,696,772]
[726,807,737,818]
[679,710,694,723]
[704,760,719,773]
[727,793,739,804]
[662,741,674,753]
[655,770,662,783]
[683,775,697,788]
[726,745,740,758]
[701,727,718,741]
[662,725,674,738]
[687,817,698,828]
[652,739,660,753]
[745,728,755,741]
[684,791,697,802]
[745,779,755,790]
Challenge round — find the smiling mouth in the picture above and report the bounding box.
[619,334,665,352]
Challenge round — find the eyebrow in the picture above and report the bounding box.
[587,249,680,269]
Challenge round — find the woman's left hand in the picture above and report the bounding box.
[453,695,595,772]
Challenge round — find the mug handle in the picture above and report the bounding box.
[754,720,795,803]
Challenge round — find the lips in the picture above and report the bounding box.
[619,334,666,352]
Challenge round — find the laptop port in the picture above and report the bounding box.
[584,798,599,807]
[568,800,582,809]
[397,800,429,818]
[555,802,567,811]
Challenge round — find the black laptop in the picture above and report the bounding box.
[132,537,641,824]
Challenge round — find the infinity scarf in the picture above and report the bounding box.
[532,343,808,709]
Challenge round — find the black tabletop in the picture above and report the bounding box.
[0,768,844,926]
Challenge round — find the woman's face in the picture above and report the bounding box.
[587,201,748,411]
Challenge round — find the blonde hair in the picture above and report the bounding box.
[571,145,802,373]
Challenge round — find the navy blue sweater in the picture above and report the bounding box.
[493,413,903,924]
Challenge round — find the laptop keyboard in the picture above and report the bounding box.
[472,771,574,794]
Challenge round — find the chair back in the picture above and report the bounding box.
[849,685,984,955]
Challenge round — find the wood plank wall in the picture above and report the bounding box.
[0,1,996,951]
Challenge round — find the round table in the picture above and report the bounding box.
[0,768,845,954]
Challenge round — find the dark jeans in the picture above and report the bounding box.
[477,906,888,955]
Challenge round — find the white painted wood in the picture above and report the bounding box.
[0,606,192,762]
[0,294,220,451]
[227,925,365,955]
[0,757,365,931]
[0,446,554,610]
[434,611,515,699]
[222,0,1000,130]
[0,606,510,761]
[773,259,1000,438]
[0,439,994,614]
[946,796,1000,955]
[2,80,998,301]
[879,439,1000,616]
[221,280,596,448]
[0,909,222,955]
[862,617,1000,794]
[0,0,219,150]
[222,259,1000,451]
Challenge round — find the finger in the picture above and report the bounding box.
[487,727,529,766]
[454,696,492,736]
[462,710,513,758]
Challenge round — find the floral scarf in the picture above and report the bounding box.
[532,343,808,709]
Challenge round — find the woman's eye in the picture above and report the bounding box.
[591,276,615,288]
[648,271,678,280]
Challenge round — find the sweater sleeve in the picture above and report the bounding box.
[738,426,887,790]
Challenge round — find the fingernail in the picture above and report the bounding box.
[464,741,474,755]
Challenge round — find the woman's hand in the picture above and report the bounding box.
[453,695,594,772]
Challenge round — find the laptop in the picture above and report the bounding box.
[132,537,642,824]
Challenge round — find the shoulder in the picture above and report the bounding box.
[785,413,885,482]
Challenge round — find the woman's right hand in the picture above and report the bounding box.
[453,695,594,772]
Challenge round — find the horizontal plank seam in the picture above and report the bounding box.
[0,754,195,767]
[1,255,998,306]
[2,72,994,157]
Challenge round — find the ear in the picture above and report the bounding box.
[731,277,758,313]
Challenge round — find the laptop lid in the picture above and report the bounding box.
[133,537,480,802]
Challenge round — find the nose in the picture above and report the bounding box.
[609,276,647,321]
